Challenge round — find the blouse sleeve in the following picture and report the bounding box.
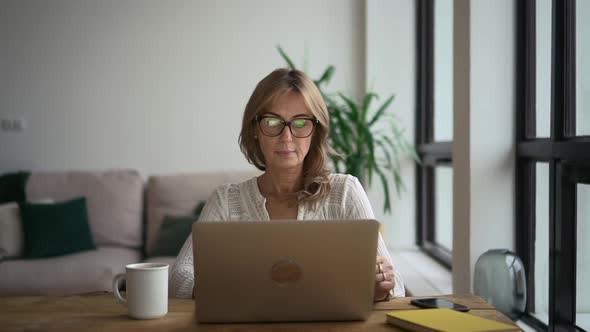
[169,187,227,298]
[343,175,406,298]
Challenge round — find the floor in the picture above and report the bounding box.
[390,247,452,296]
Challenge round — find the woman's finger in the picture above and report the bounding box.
[375,271,394,282]
[375,262,386,273]
[377,256,394,272]
[374,281,395,293]
[375,271,385,282]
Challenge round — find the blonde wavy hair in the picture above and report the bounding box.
[239,68,335,203]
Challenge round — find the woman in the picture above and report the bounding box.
[170,68,405,300]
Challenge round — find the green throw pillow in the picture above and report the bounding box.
[151,201,205,257]
[0,172,30,204]
[19,197,96,259]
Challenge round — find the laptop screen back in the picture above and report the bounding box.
[192,219,380,323]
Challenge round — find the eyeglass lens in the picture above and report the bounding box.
[259,116,314,138]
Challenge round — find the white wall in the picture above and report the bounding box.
[0,0,364,176]
[365,0,416,248]
[1,0,419,249]
[453,0,516,293]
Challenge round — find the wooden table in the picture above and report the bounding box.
[0,292,521,331]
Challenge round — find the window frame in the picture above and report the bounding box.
[515,0,590,330]
[416,0,453,268]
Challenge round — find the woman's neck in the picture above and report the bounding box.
[259,167,303,196]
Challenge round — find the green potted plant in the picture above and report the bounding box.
[278,46,419,214]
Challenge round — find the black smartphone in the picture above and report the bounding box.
[410,298,470,312]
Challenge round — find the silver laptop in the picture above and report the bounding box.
[192,219,379,323]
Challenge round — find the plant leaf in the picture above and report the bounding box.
[380,135,402,180]
[338,93,360,123]
[374,166,391,214]
[368,95,395,127]
[277,45,297,69]
[391,163,404,194]
[361,92,378,123]
[376,140,394,170]
[315,65,335,87]
[402,140,422,164]
[358,124,376,186]
[329,106,354,153]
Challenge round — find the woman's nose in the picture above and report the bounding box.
[279,125,293,142]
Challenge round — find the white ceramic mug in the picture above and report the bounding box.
[112,263,169,319]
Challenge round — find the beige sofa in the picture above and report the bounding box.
[0,169,258,296]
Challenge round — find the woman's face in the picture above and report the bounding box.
[256,91,315,172]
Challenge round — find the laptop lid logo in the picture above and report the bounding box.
[270,259,302,287]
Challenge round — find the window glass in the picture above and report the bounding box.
[433,0,453,141]
[576,183,590,330]
[576,0,590,136]
[536,0,552,137]
[435,167,453,251]
[533,163,549,324]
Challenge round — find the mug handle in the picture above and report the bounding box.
[112,273,127,305]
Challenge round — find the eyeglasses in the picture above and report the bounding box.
[255,115,319,138]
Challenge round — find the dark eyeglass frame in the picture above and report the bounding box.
[255,114,319,138]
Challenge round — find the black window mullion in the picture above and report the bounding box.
[551,0,575,141]
[516,1,538,319]
[416,166,434,246]
[550,0,562,142]
[517,139,590,162]
[416,0,433,147]
[416,0,434,247]
[563,0,576,138]
[549,0,578,330]
[548,160,558,331]
[518,0,582,330]
[415,0,452,268]
[569,165,590,331]
[550,163,577,330]
[516,0,537,140]
[418,142,452,163]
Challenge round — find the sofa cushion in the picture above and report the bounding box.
[25,170,143,248]
[151,201,204,257]
[0,246,141,296]
[0,202,21,260]
[20,197,96,259]
[0,172,30,204]
[0,199,55,260]
[145,170,260,256]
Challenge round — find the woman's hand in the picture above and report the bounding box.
[374,256,395,301]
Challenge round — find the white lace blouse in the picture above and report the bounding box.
[169,173,405,298]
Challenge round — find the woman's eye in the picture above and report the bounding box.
[265,118,281,127]
[293,120,307,128]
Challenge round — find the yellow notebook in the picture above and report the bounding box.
[386,308,520,332]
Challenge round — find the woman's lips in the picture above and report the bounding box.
[275,150,295,156]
